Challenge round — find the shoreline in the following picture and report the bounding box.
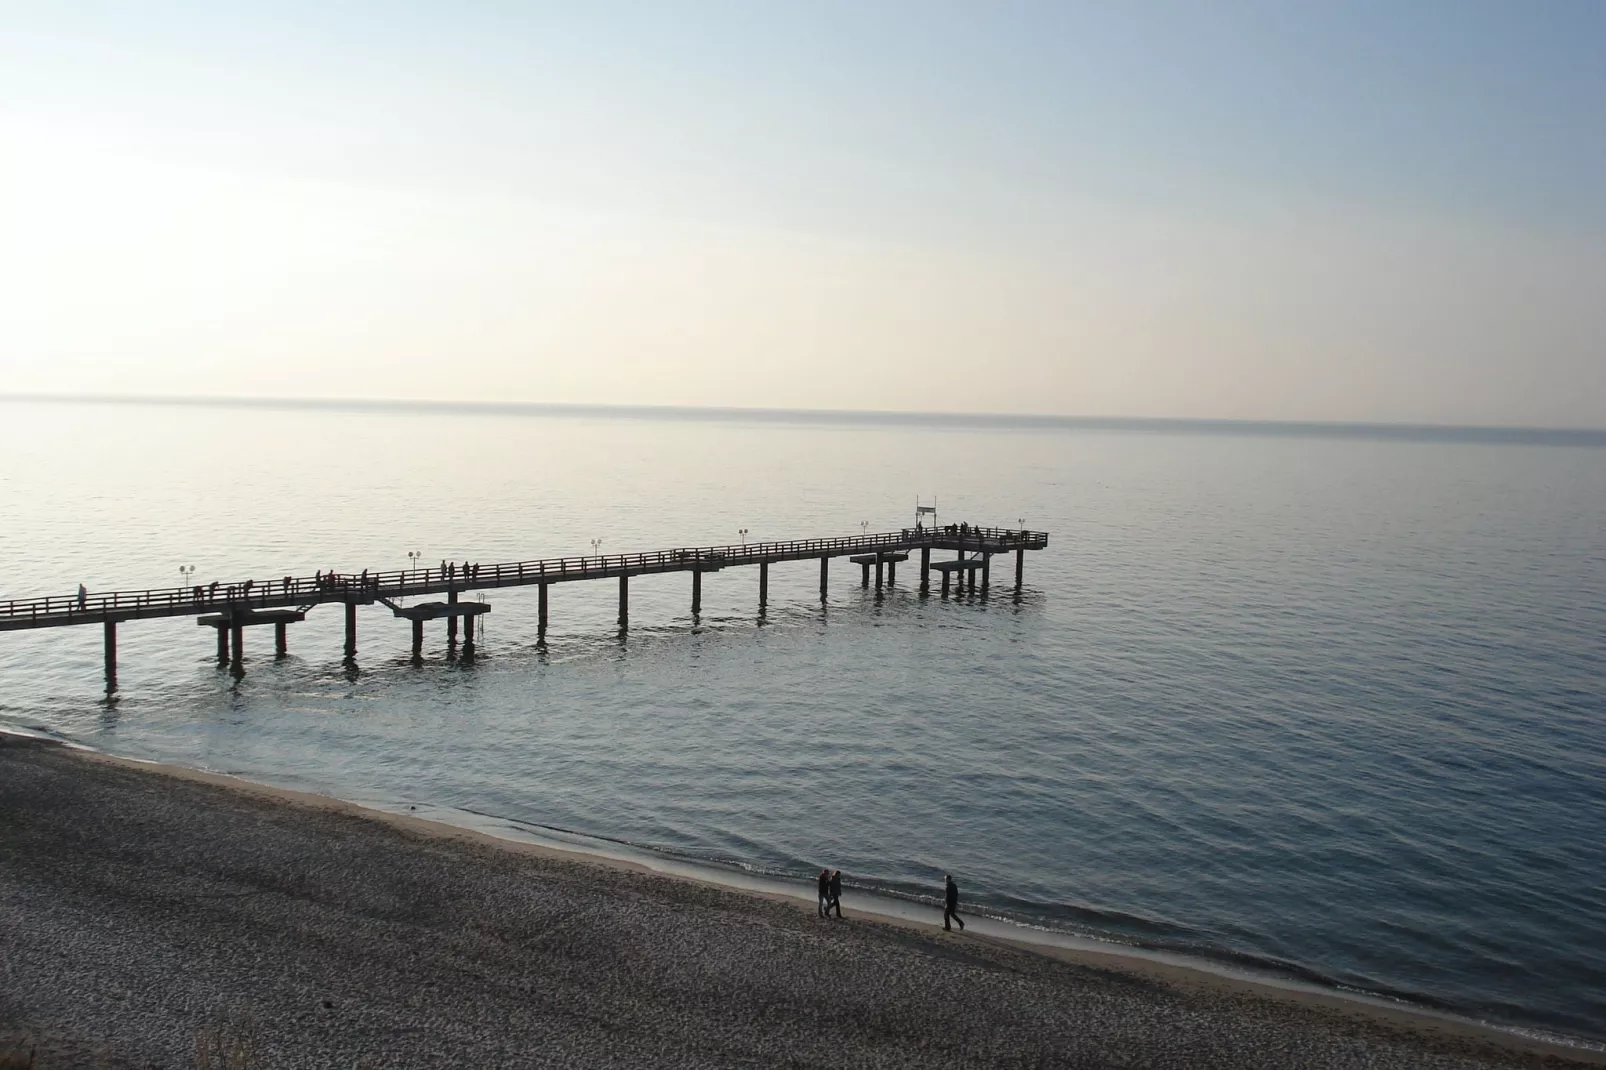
[32,732,1603,1065]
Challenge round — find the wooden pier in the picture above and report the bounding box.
[0,525,1047,691]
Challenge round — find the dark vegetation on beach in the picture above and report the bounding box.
[1,737,1597,1069]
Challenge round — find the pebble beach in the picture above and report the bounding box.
[2,735,1599,1069]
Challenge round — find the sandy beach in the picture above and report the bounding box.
[1,734,1598,1069]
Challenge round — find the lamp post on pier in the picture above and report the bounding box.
[738,528,749,547]
[404,551,421,605]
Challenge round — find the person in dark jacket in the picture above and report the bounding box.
[828,870,843,918]
[817,869,831,917]
[943,874,965,932]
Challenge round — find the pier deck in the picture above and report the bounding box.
[0,525,1047,688]
[1,526,1045,632]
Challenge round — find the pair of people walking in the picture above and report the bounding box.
[814,869,964,933]
[816,868,842,918]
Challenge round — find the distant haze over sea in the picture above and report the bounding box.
[7,393,1605,448]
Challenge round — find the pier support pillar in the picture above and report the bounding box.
[860,561,870,588]
[344,602,357,661]
[1016,546,1025,591]
[216,625,228,664]
[819,557,829,601]
[619,575,630,630]
[412,619,424,661]
[538,583,548,637]
[941,571,951,598]
[981,554,990,595]
[759,562,768,610]
[875,555,884,592]
[691,569,702,615]
[447,589,458,649]
[463,612,476,659]
[274,621,288,658]
[920,547,930,594]
[103,621,117,692]
[888,559,897,586]
[230,624,244,674]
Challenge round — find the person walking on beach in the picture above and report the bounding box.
[943,874,965,932]
[817,868,831,917]
[828,869,843,918]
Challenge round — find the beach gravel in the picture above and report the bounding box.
[0,737,1594,1069]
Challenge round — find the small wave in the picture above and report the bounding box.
[0,721,80,745]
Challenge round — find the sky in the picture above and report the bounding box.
[2,2,1604,427]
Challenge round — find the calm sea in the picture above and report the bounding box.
[2,398,1602,1043]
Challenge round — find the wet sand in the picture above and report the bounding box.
[2,735,1599,1069]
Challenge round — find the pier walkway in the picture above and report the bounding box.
[0,525,1047,689]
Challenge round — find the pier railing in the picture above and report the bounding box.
[0,527,1047,630]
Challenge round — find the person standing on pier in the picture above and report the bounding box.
[77,584,87,610]
[828,870,843,918]
[943,874,965,932]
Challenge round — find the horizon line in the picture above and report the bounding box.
[4,392,1605,447]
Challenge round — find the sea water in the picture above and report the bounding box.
[1,398,1602,1042]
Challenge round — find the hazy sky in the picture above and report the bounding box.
[3,2,1603,426]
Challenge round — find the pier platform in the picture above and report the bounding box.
[196,608,308,671]
[389,599,491,660]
